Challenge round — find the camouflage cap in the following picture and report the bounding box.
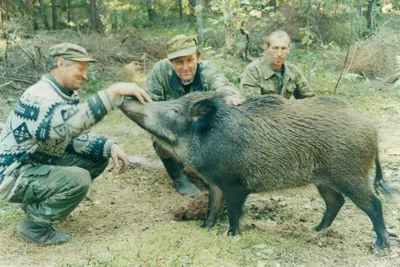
[167,34,198,60]
[49,43,97,62]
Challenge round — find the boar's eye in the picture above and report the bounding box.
[167,107,180,117]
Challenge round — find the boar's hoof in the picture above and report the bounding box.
[313,224,327,232]
[201,219,215,228]
[227,228,239,236]
[173,175,201,197]
[374,234,390,250]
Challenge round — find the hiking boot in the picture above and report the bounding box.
[17,215,71,245]
[160,157,201,197]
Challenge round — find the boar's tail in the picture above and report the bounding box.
[374,151,398,196]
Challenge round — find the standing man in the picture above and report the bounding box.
[144,34,242,197]
[240,30,314,99]
[0,43,152,245]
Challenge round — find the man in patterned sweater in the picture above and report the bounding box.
[0,43,151,245]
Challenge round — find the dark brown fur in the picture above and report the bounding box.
[121,92,392,249]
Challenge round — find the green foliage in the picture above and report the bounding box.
[2,0,398,53]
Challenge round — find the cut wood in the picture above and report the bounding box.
[127,155,165,171]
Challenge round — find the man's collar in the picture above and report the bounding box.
[260,56,277,80]
[261,56,294,80]
[46,73,74,96]
[169,63,203,92]
[191,64,203,92]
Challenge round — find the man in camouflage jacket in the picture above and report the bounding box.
[144,34,242,197]
[240,30,314,99]
[0,43,151,245]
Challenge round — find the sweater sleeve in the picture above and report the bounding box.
[26,89,114,142]
[66,131,115,159]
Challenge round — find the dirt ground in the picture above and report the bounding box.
[1,79,400,266]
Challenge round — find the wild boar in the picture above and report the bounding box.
[120,91,392,249]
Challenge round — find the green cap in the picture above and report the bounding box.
[49,43,97,62]
[167,34,198,60]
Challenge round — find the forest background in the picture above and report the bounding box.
[1,0,400,266]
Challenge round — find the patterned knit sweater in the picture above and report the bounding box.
[0,74,117,200]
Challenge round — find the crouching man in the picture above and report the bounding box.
[144,34,242,196]
[0,43,152,245]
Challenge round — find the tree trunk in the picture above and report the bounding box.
[306,0,311,54]
[88,0,104,34]
[366,0,380,34]
[0,1,4,29]
[51,0,57,29]
[38,0,50,30]
[355,0,363,38]
[0,0,10,28]
[33,1,39,30]
[18,0,25,16]
[111,11,118,30]
[0,1,3,30]
[177,0,182,21]
[196,0,204,44]
[67,0,71,24]
[223,0,235,53]
[147,0,153,21]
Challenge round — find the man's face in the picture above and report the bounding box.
[266,36,291,70]
[60,60,89,90]
[170,52,200,83]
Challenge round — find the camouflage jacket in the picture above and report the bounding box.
[144,59,239,101]
[240,56,314,99]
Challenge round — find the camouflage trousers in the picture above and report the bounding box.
[9,152,109,226]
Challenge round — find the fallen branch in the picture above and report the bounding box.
[334,43,351,95]
[127,155,165,171]
[109,53,142,63]
[387,153,400,156]
[141,52,158,62]
[0,81,13,89]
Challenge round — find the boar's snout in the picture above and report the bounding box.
[120,98,149,124]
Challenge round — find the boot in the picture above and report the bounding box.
[17,215,71,245]
[160,157,201,197]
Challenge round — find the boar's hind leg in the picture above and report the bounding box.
[201,182,224,228]
[222,188,249,236]
[345,186,389,249]
[314,184,345,231]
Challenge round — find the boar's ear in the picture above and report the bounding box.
[190,99,218,131]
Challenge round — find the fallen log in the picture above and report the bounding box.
[127,155,165,171]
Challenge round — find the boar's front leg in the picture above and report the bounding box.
[201,182,224,228]
[222,187,249,235]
